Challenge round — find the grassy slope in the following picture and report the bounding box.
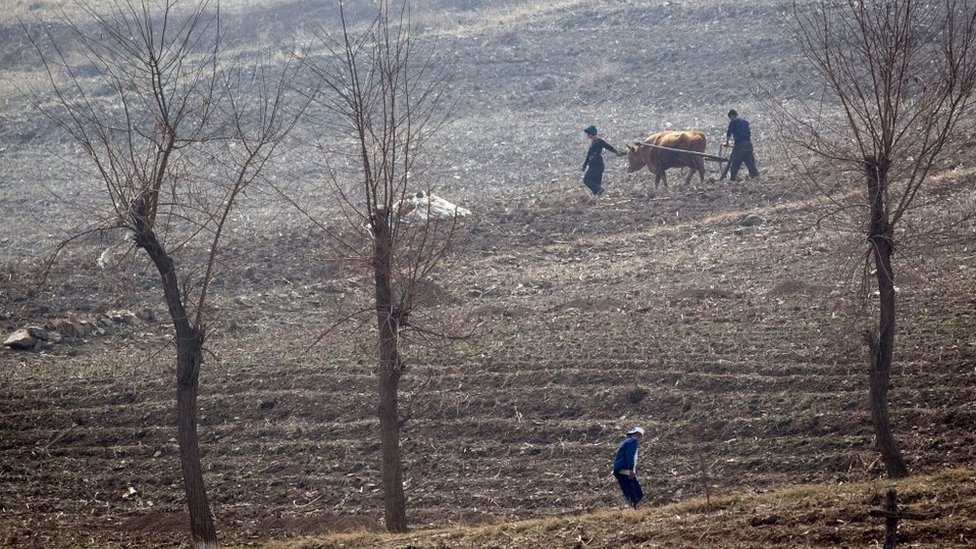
[252,468,976,549]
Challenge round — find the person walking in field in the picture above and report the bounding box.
[581,125,626,196]
[722,109,760,182]
[612,426,645,509]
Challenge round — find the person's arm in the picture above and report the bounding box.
[603,140,626,157]
[623,439,638,473]
[724,121,733,146]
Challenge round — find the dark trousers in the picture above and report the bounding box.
[583,162,605,195]
[728,141,759,181]
[614,471,644,508]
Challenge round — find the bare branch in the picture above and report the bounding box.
[785,0,976,480]
[26,0,307,544]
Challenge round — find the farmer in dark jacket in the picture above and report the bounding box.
[722,109,759,181]
[582,125,625,196]
[612,427,645,508]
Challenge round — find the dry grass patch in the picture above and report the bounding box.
[239,467,976,549]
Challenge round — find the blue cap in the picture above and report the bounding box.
[584,125,598,136]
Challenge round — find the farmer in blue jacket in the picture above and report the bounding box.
[612,427,645,508]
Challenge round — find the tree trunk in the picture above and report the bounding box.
[864,157,910,479]
[371,208,408,533]
[134,220,219,547]
[883,487,899,549]
[175,328,217,548]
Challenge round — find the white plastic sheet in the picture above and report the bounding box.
[396,191,471,223]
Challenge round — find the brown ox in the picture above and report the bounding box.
[626,130,707,188]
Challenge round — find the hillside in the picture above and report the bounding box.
[251,468,976,548]
[2,1,975,548]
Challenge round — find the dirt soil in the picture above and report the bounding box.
[2,1,975,548]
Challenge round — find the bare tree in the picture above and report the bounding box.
[27,1,304,545]
[298,0,454,533]
[789,0,976,478]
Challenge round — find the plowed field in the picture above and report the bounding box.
[2,1,975,547]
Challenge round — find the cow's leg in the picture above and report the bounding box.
[696,157,706,184]
[651,160,667,189]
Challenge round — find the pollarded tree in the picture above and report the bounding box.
[790,0,976,478]
[298,0,455,533]
[28,1,304,545]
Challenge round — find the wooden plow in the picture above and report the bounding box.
[632,141,729,162]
